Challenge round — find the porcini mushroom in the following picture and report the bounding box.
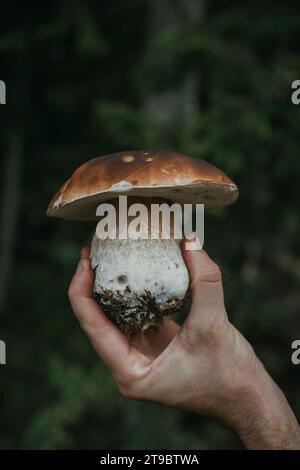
[47,150,238,332]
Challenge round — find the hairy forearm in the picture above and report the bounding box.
[225,361,300,450]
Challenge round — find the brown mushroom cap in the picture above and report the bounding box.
[47,150,238,220]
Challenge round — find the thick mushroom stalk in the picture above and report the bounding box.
[90,198,189,332]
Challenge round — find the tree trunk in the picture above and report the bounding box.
[144,0,206,143]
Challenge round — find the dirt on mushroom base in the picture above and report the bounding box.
[94,288,190,333]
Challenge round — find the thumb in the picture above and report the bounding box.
[181,238,227,340]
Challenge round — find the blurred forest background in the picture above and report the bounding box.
[0,0,300,450]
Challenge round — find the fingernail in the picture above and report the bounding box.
[81,246,90,259]
[184,234,202,251]
[76,261,84,275]
[185,233,196,242]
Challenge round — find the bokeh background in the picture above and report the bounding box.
[0,0,300,450]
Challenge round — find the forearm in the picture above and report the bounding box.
[225,361,300,449]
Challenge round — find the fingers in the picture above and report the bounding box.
[129,318,180,359]
[181,239,227,341]
[68,246,134,375]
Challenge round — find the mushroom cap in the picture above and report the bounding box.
[47,150,238,220]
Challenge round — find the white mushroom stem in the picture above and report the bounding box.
[90,197,190,331]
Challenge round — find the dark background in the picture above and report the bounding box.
[0,0,300,450]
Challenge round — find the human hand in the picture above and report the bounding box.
[68,242,300,449]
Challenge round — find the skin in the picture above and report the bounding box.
[68,240,300,450]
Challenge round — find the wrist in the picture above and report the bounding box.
[223,359,300,449]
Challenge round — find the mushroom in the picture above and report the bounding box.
[47,150,238,332]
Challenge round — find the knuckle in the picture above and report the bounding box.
[194,264,222,287]
[68,279,80,301]
[67,285,75,301]
[202,263,222,282]
[117,375,138,399]
[118,384,135,399]
[116,371,145,400]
